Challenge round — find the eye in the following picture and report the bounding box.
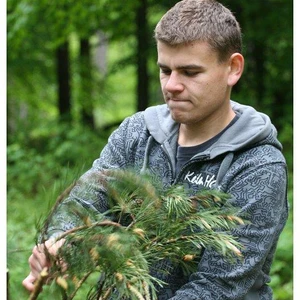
[183,70,199,77]
[160,68,171,75]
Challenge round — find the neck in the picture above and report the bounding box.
[178,109,236,147]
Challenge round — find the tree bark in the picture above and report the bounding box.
[136,0,149,112]
[56,41,71,122]
[80,38,95,128]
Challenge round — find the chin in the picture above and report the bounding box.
[170,112,188,124]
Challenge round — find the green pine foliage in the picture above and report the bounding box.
[34,169,245,300]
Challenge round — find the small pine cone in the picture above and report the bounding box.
[133,228,145,238]
[183,254,196,261]
[126,259,134,267]
[106,233,120,247]
[115,272,124,282]
[56,276,68,290]
[89,247,99,261]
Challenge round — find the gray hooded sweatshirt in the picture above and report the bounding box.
[47,101,288,300]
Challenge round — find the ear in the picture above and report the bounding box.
[227,53,244,87]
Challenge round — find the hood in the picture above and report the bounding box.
[144,101,282,159]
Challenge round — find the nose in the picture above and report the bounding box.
[164,72,184,93]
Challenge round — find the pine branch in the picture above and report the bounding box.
[35,169,246,299]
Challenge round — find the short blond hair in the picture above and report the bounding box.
[154,0,242,62]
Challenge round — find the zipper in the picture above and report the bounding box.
[160,144,175,183]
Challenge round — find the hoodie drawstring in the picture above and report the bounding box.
[215,152,235,190]
[141,136,154,174]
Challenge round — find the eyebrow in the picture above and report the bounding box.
[157,62,205,71]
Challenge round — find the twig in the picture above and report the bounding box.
[99,286,113,300]
[40,181,77,242]
[7,248,33,254]
[127,283,145,300]
[56,220,122,241]
[68,271,93,300]
[143,281,151,300]
[29,268,49,300]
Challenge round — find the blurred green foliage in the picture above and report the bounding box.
[7,124,110,299]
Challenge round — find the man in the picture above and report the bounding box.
[23,0,288,299]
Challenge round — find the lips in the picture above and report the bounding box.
[169,98,185,101]
[166,99,192,112]
[167,97,188,102]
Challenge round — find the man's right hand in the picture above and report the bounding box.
[22,238,65,292]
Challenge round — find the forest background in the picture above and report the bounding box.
[7,0,293,299]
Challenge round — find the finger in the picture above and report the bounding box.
[45,238,65,256]
[31,239,61,267]
[26,239,66,284]
[28,246,50,278]
[22,273,37,292]
[59,259,68,273]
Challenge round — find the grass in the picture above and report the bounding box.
[7,174,97,299]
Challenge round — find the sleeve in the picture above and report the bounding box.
[169,162,289,300]
[44,115,140,239]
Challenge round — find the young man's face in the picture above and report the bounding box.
[157,41,236,127]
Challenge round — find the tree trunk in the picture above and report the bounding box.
[56,41,71,122]
[136,0,149,112]
[80,38,95,128]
